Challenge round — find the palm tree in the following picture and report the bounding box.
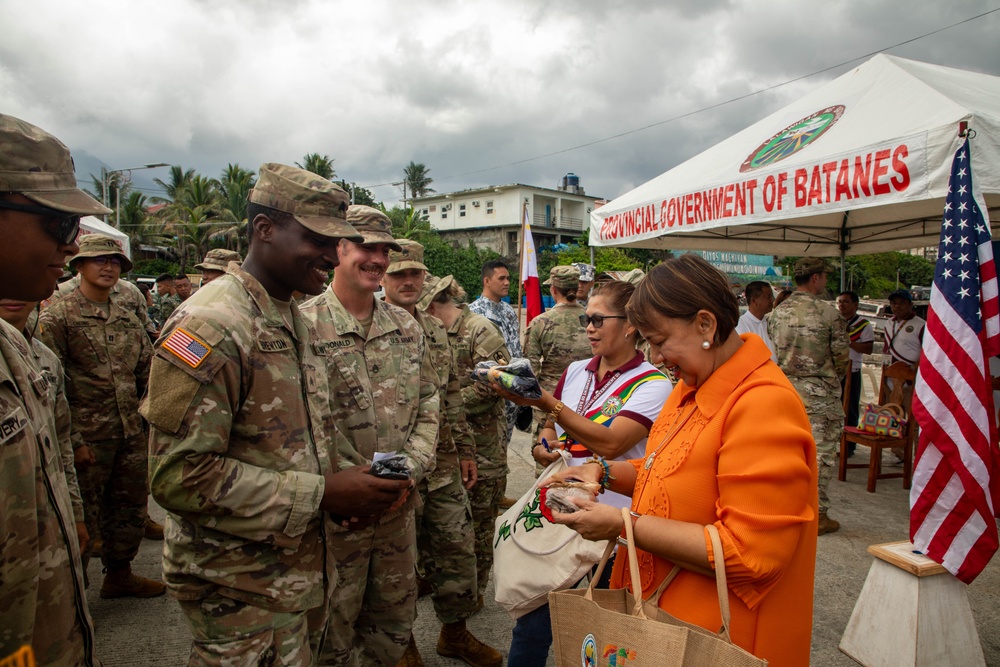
[172,206,216,271]
[217,164,256,223]
[152,166,196,204]
[403,161,435,199]
[385,205,431,240]
[296,153,336,180]
[86,173,131,223]
[119,191,174,254]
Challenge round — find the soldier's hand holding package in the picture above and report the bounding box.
[321,461,412,526]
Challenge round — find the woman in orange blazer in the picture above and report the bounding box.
[548,253,817,667]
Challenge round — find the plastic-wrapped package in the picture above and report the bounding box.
[539,480,600,520]
[471,357,543,400]
[369,454,411,480]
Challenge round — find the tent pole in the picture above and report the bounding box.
[839,211,850,289]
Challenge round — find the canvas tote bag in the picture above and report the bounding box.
[549,508,767,667]
[493,451,610,619]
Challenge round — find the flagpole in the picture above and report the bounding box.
[518,199,526,325]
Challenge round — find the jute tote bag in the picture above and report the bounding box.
[549,508,766,667]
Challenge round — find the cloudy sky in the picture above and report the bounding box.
[2,0,998,205]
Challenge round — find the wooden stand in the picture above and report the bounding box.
[839,541,985,667]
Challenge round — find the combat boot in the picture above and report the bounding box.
[437,620,502,667]
[397,636,425,667]
[818,512,841,535]
[100,561,166,599]
[144,516,164,540]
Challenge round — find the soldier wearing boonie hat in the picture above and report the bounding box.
[0,113,103,667]
[194,248,242,285]
[69,233,135,273]
[302,213,436,663]
[143,162,410,665]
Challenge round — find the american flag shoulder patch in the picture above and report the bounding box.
[163,327,212,368]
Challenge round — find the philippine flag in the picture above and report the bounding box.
[521,207,544,325]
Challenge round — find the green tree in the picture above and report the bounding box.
[337,180,378,207]
[86,172,131,225]
[172,207,215,271]
[385,205,432,240]
[403,161,435,199]
[218,164,256,223]
[296,153,336,180]
[152,166,196,204]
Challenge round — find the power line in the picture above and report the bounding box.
[361,6,1000,192]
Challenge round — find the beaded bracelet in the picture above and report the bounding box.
[585,455,615,490]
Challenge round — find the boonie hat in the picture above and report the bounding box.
[248,163,362,241]
[69,233,133,272]
[887,289,913,302]
[792,257,833,278]
[620,268,646,286]
[195,248,242,272]
[543,264,580,290]
[346,205,403,251]
[0,114,111,215]
[573,262,596,283]
[418,274,457,311]
[387,239,428,274]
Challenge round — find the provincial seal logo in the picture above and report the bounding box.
[740,105,845,173]
[581,634,597,667]
[601,396,623,417]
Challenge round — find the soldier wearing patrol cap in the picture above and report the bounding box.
[301,206,439,666]
[143,165,411,665]
[0,113,104,667]
[769,256,849,535]
[382,241,502,667]
[524,265,591,436]
[194,248,242,285]
[418,275,511,621]
[39,233,162,600]
[573,262,596,307]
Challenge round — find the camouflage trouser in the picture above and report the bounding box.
[415,468,478,624]
[468,476,505,600]
[319,510,417,667]
[178,592,322,667]
[77,433,147,567]
[799,391,844,515]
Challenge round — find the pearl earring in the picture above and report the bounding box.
[701,340,711,350]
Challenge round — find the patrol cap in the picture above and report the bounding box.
[888,288,913,302]
[792,256,833,278]
[194,248,242,272]
[543,264,580,290]
[346,205,403,251]
[248,163,362,241]
[69,233,133,272]
[387,239,428,274]
[620,268,646,286]
[573,262,596,283]
[0,114,111,215]
[418,274,456,311]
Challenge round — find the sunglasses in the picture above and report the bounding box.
[581,314,627,329]
[89,256,123,267]
[0,199,81,245]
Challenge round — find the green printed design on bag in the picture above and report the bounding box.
[495,490,545,546]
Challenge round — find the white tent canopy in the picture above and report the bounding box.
[79,216,131,259]
[589,55,1000,257]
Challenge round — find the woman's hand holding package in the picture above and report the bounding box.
[550,496,624,541]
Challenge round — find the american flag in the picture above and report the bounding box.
[910,136,1000,584]
[163,328,211,368]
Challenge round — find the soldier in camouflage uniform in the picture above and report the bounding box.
[573,262,595,308]
[524,265,591,437]
[768,256,849,535]
[420,275,511,608]
[51,269,158,337]
[194,247,242,285]
[144,164,410,666]
[383,242,502,667]
[152,273,180,322]
[0,113,101,666]
[39,234,164,599]
[301,206,439,667]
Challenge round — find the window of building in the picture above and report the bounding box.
[441,210,448,219]
[422,208,429,216]
[459,204,466,217]
[486,200,494,215]
[429,205,436,212]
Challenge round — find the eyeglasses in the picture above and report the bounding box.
[0,199,81,244]
[581,314,627,329]
[89,256,123,267]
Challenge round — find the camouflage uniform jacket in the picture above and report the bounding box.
[39,287,152,442]
[300,288,439,490]
[29,335,86,523]
[768,290,849,395]
[447,306,510,480]
[414,309,474,492]
[0,319,97,667]
[52,275,157,335]
[153,291,181,324]
[142,266,335,612]
[469,296,522,357]
[523,302,591,393]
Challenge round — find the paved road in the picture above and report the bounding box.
[88,427,1000,666]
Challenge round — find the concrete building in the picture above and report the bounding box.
[413,174,602,256]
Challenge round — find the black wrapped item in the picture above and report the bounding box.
[369,454,411,480]
[471,357,543,400]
